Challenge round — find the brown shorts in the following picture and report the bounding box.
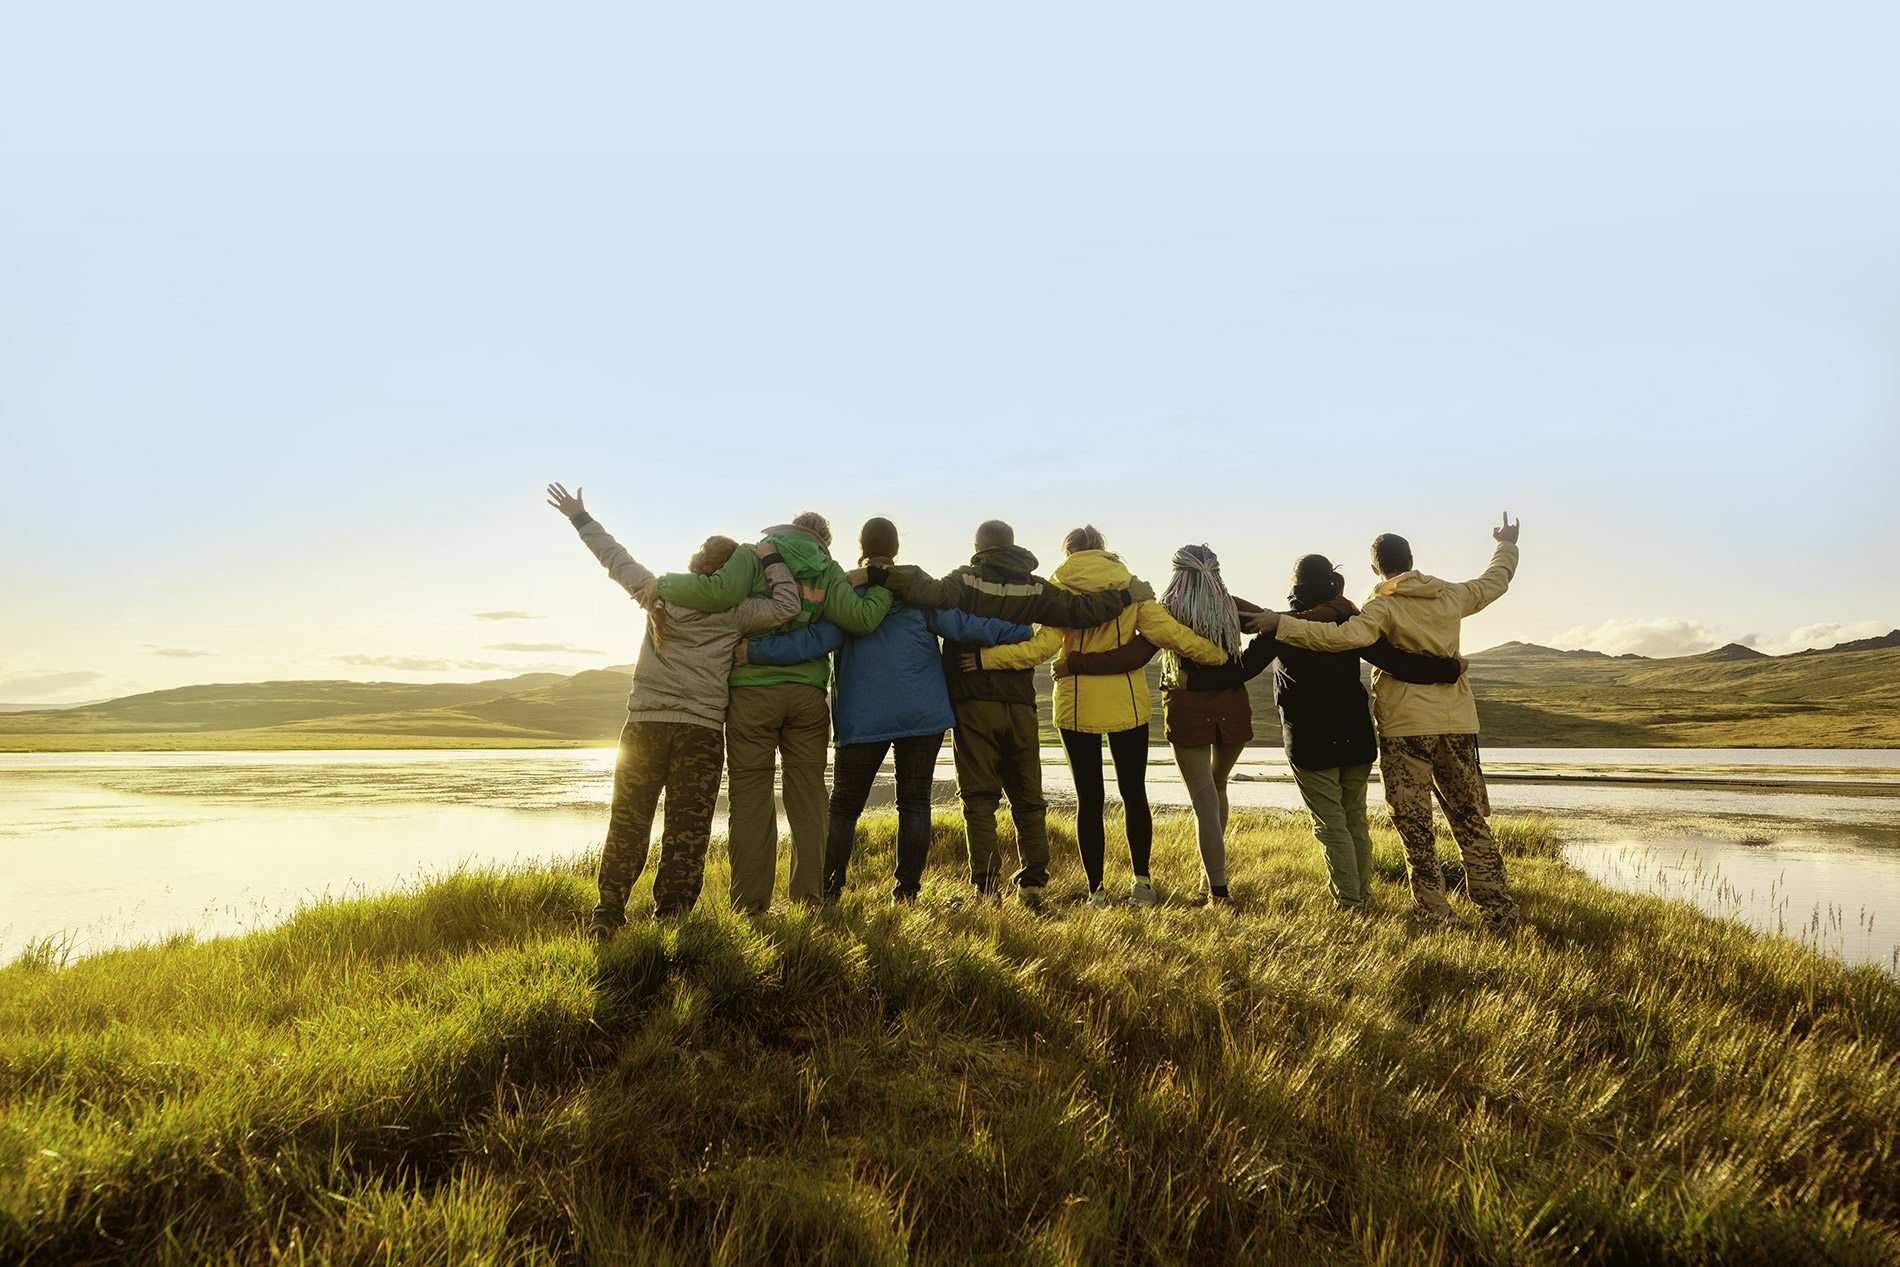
[1163,687,1254,747]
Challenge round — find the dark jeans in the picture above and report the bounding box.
[1060,725,1153,890]
[824,731,947,899]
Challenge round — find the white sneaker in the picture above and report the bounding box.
[1129,879,1159,908]
[1016,885,1045,912]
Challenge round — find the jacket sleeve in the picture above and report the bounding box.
[572,514,656,597]
[1132,602,1229,665]
[1271,603,1389,652]
[732,559,805,634]
[1034,583,1131,629]
[978,624,1064,669]
[817,566,894,636]
[925,606,1034,647]
[1448,541,1519,616]
[1359,638,1464,684]
[1063,635,1159,676]
[1237,633,1279,681]
[656,547,763,612]
[879,564,963,609]
[748,620,848,667]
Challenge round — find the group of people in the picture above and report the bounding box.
[545,482,1525,936]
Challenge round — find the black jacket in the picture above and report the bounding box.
[1267,601,1462,769]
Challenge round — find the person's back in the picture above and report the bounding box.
[1252,515,1525,930]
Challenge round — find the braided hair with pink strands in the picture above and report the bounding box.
[1158,544,1242,688]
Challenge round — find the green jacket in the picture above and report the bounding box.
[882,544,1137,704]
[657,528,892,689]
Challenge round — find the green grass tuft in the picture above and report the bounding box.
[4,808,1898,1264]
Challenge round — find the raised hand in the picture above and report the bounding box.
[1244,609,1282,635]
[546,483,585,517]
[1493,511,1521,544]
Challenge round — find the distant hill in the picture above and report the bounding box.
[2,632,1895,750]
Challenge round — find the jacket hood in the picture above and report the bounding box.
[1373,570,1446,600]
[1051,549,1132,594]
[764,529,834,577]
[971,543,1040,579]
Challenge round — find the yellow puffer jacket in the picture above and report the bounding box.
[978,550,1228,734]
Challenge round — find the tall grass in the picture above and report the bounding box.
[3,807,1897,1264]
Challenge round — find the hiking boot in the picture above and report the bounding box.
[1128,879,1159,908]
[587,910,623,944]
[1481,910,1524,933]
[1016,885,1045,912]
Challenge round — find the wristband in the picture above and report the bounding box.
[759,551,784,569]
[866,565,889,586]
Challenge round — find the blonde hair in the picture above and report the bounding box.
[1062,524,1106,555]
[688,535,741,576]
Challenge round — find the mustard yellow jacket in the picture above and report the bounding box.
[1270,541,1517,738]
[978,550,1228,734]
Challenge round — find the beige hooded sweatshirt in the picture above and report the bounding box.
[1269,541,1517,738]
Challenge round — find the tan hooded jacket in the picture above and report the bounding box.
[1269,541,1517,738]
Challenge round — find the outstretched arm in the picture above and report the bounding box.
[1269,606,1389,652]
[656,546,764,612]
[1452,513,1521,615]
[1035,584,1134,630]
[733,556,804,634]
[1059,635,1159,679]
[977,625,1064,670]
[550,484,659,601]
[1360,639,1464,684]
[817,565,894,636]
[747,620,848,667]
[925,606,1034,648]
[879,564,964,609]
[1132,602,1229,666]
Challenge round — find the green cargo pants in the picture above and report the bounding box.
[951,697,1050,891]
[1290,761,1375,911]
[725,682,831,913]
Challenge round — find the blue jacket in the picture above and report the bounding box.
[747,595,1031,746]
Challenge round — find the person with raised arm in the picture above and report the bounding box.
[1061,547,1465,912]
[546,483,801,936]
[879,519,1146,909]
[647,511,894,915]
[1247,514,1524,929]
[737,517,1033,904]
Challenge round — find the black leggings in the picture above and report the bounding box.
[1060,725,1153,890]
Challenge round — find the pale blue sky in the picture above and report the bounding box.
[3,3,1897,701]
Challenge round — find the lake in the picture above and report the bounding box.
[4,748,1898,970]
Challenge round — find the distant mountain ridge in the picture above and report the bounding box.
[1,632,1896,750]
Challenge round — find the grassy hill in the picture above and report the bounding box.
[3,635,1896,751]
[6,809,1899,1264]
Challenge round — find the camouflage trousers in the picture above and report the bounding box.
[595,718,725,924]
[1378,733,1520,922]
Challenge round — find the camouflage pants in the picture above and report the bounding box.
[1378,733,1520,921]
[596,718,725,924]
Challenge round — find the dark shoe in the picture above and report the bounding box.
[1016,885,1045,912]
[587,913,622,944]
[1481,910,1524,933]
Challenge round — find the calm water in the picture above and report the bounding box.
[4,748,1898,968]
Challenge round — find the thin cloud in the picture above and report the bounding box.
[1554,618,1721,659]
[473,611,543,621]
[1740,621,1894,656]
[0,670,108,699]
[333,654,511,673]
[484,642,605,655]
[147,646,220,659]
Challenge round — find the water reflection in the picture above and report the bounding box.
[3,748,1898,969]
